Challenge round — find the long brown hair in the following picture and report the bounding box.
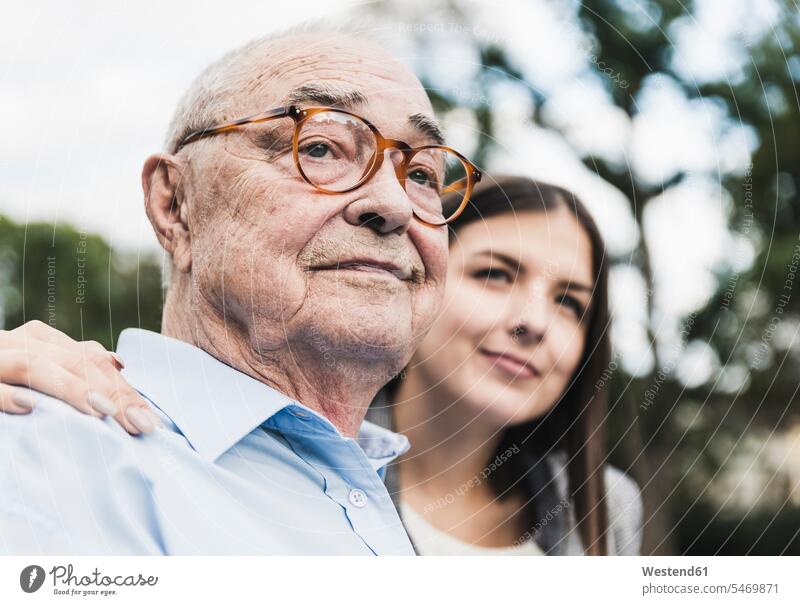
[376,174,612,554]
[454,175,611,554]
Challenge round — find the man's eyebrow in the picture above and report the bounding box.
[409,113,445,145]
[248,84,368,152]
[280,84,445,144]
[283,83,368,108]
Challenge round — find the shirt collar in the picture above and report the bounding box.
[116,329,409,468]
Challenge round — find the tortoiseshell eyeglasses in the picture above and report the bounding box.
[176,105,482,227]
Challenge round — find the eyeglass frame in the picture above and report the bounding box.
[175,105,482,227]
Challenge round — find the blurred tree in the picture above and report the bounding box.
[579,0,800,555]
[363,0,800,553]
[0,214,162,349]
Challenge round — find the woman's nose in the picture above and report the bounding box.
[506,285,550,343]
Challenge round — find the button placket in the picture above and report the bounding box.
[273,416,414,554]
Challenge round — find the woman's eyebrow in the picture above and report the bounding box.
[557,280,594,293]
[474,250,522,272]
[475,250,594,291]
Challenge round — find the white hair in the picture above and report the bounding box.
[163,17,392,153]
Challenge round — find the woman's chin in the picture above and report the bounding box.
[457,383,548,428]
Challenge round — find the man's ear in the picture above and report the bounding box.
[142,154,192,273]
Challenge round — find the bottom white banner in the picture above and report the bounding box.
[0,556,797,604]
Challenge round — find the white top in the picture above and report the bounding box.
[399,500,545,556]
[394,451,644,556]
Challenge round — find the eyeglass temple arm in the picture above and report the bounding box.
[177,106,295,149]
[442,170,482,195]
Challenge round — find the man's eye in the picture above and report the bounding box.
[300,142,331,158]
[408,168,439,190]
[473,267,512,283]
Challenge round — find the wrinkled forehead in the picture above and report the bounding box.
[229,33,440,142]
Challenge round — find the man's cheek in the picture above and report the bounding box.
[410,285,445,337]
[409,226,448,279]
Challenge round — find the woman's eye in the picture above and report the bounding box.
[473,267,512,283]
[300,142,331,158]
[557,294,585,318]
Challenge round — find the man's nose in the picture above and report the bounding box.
[341,150,414,235]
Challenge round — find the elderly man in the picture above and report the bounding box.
[0,28,479,554]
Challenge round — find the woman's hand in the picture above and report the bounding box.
[0,320,161,434]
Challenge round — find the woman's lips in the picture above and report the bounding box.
[479,348,540,379]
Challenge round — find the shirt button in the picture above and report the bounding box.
[348,488,368,508]
[290,408,309,419]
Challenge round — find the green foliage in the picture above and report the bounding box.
[0,215,162,349]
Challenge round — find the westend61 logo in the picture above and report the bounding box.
[19,564,158,597]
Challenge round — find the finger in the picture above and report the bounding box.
[0,383,38,414]
[67,350,157,434]
[0,350,154,435]
[0,336,156,435]
[3,323,122,371]
[102,371,160,435]
[0,351,103,418]
[122,406,161,435]
[79,340,125,370]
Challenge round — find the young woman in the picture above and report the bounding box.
[372,175,641,555]
[0,175,642,555]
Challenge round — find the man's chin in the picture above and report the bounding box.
[295,305,415,359]
[295,273,423,359]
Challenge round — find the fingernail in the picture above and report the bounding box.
[126,407,155,434]
[143,408,163,428]
[87,391,118,416]
[12,392,37,410]
[109,352,125,369]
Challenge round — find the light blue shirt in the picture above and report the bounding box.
[0,329,414,555]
